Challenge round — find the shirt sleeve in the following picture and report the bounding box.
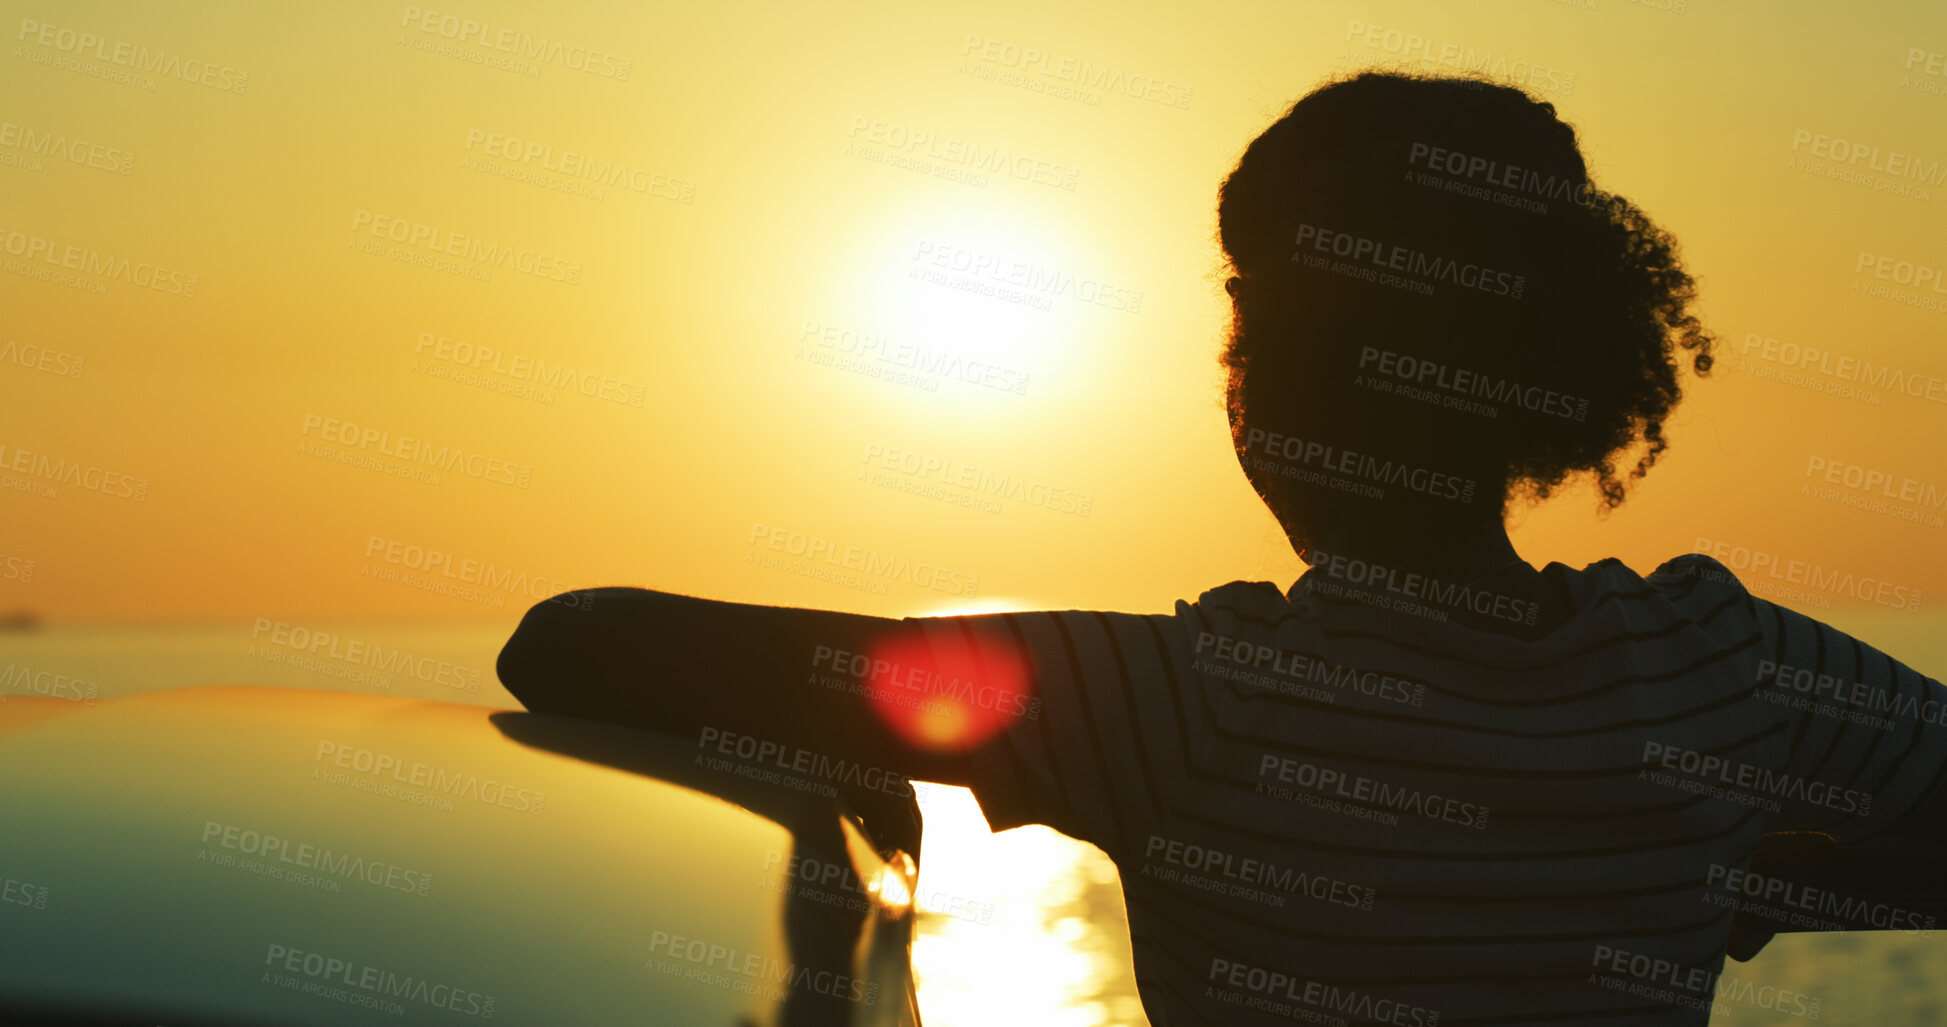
[896,603,1208,859]
[1737,579,1947,844]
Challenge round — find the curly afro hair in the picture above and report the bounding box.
[1218,70,1714,556]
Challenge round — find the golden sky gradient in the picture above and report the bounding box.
[3,0,1945,626]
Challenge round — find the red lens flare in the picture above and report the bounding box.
[861,627,1032,753]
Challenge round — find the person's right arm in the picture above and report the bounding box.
[1748,591,1947,849]
[1715,590,1947,956]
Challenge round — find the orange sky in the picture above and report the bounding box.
[3,1,1945,628]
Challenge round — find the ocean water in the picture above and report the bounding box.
[4,614,1946,1026]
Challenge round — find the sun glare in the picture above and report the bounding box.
[828,197,1098,418]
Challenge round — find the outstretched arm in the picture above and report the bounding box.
[1724,588,1947,956]
[496,587,976,789]
[1748,589,1947,848]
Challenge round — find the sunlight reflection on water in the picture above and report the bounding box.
[911,784,1148,1027]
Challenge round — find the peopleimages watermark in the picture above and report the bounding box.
[413,331,646,408]
[1356,345,1587,421]
[1851,249,1947,314]
[1193,631,1426,708]
[347,208,582,285]
[693,729,928,814]
[360,534,589,612]
[1258,754,1489,831]
[1404,141,1619,217]
[759,849,995,926]
[16,18,250,93]
[1737,330,1947,407]
[398,5,633,79]
[1803,454,1947,529]
[0,120,134,175]
[845,115,1080,191]
[1588,944,1820,1021]
[911,238,1142,313]
[802,658,961,724]
[460,130,692,203]
[0,553,34,584]
[797,319,1032,395]
[313,740,546,814]
[1857,250,1947,290]
[1904,47,1947,96]
[861,442,1091,517]
[300,414,532,488]
[199,820,433,897]
[957,34,1193,110]
[0,663,100,704]
[746,521,979,598]
[262,942,495,1019]
[644,927,878,1006]
[0,338,85,379]
[1206,955,1439,1027]
[0,225,198,296]
[1141,834,1376,911]
[1291,222,1525,299]
[1691,536,1924,612]
[1,869,48,911]
[1703,862,1936,935]
[1753,658,1947,733]
[249,619,484,693]
[1299,549,1541,627]
[1788,128,1945,201]
[1638,740,1871,816]
[0,442,148,502]
[1243,427,1477,506]
[1342,20,1576,96]
[809,642,1042,721]
[1805,455,1947,508]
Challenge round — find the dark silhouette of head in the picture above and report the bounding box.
[1218,70,1715,563]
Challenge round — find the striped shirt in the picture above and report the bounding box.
[900,553,1947,1026]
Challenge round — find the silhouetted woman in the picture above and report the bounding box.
[500,70,1947,1025]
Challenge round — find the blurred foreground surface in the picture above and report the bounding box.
[4,621,1946,1025]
